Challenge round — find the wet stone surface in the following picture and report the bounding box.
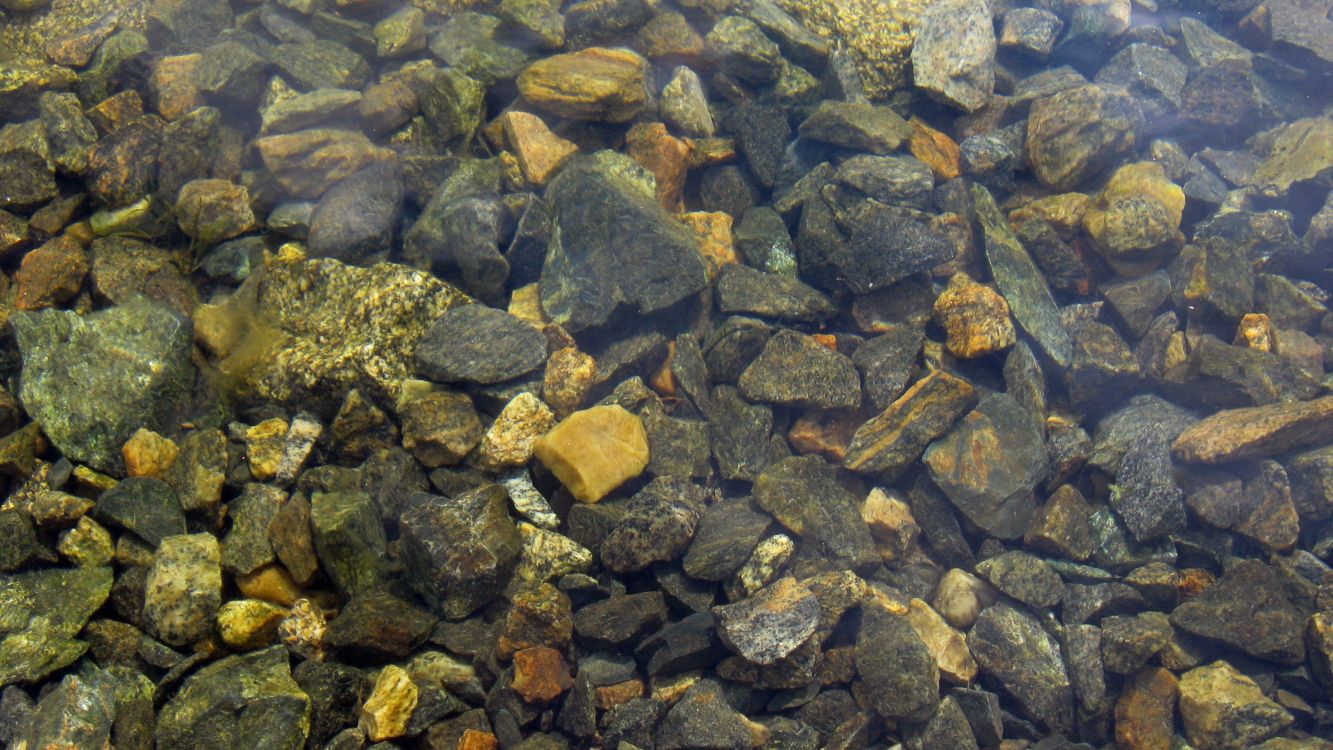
[0,0,1330,747]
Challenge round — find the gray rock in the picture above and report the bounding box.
[1111,425,1184,543]
[655,679,757,750]
[1169,559,1307,665]
[1025,84,1142,191]
[1064,624,1107,713]
[705,16,782,84]
[733,207,796,277]
[307,162,403,263]
[310,490,388,597]
[856,604,939,722]
[93,477,185,547]
[1094,44,1187,136]
[798,198,955,295]
[721,101,790,189]
[703,318,772,385]
[834,154,934,210]
[752,455,877,569]
[260,88,363,135]
[274,40,371,90]
[712,576,819,665]
[1100,611,1172,674]
[415,304,547,385]
[600,476,705,573]
[221,483,284,577]
[999,8,1063,59]
[0,565,112,687]
[400,485,520,619]
[907,695,980,750]
[156,646,310,750]
[739,329,860,409]
[684,499,772,581]
[911,0,996,112]
[13,297,194,474]
[324,588,437,662]
[197,40,268,109]
[975,551,1065,608]
[539,154,707,332]
[709,385,775,482]
[147,0,234,52]
[660,66,714,138]
[143,533,221,648]
[10,669,117,750]
[715,263,835,323]
[852,324,925,412]
[573,591,667,647]
[968,603,1074,734]
[797,100,912,154]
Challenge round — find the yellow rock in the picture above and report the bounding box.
[1081,161,1185,275]
[507,283,549,326]
[360,664,419,742]
[475,392,556,470]
[532,404,649,502]
[236,563,304,607]
[217,598,288,650]
[1009,192,1091,235]
[246,417,288,481]
[517,47,650,123]
[122,427,179,479]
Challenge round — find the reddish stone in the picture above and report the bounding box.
[626,121,692,212]
[1114,666,1179,750]
[511,646,573,705]
[15,235,88,311]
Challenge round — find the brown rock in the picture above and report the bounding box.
[1024,484,1094,561]
[932,272,1016,358]
[502,110,578,187]
[122,427,179,479]
[86,116,162,208]
[254,128,396,199]
[511,646,573,704]
[787,408,860,462]
[175,179,255,244]
[458,729,499,750]
[497,582,573,659]
[152,54,203,121]
[532,404,650,502]
[626,121,692,212]
[516,47,649,122]
[475,391,556,470]
[862,487,920,563]
[0,209,28,257]
[1178,661,1292,750]
[844,370,978,476]
[236,563,305,607]
[909,116,962,180]
[14,235,87,310]
[906,597,978,684]
[1114,666,1179,750]
[1235,313,1273,351]
[87,90,144,136]
[596,679,646,710]
[543,346,597,419]
[268,493,320,586]
[1172,396,1333,464]
[44,13,119,67]
[678,210,736,281]
[400,390,484,468]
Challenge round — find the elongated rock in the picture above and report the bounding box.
[844,370,977,477]
[972,184,1072,368]
[1171,396,1333,464]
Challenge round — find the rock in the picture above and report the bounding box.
[797,100,911,154]
[802,200,956,296]
[933,273,1015,358]
[683,499,772,581]
[856,602,939,722]
[906,598,978,685]
[1082,162,1184,276]
[499,0,565,50]
[261,88,362,135]
[705,16,781,84]
[502,111,578,187]
[94,476,186,547]
[973,184,1071,368]
[924,392,1047,540]
[999,8,1063,58]
[511,647,573,705]
[715,263,834,323]
[1172,396,1333,464]
[968,603,1074,734]
[655,679,761,750]
[1101,612,1172,674]
[532,404,649,503]
[85,115,161,209]
[310,490,387,597]
[713,576,819,665]
[218,598,288,650]
[0,59,77,122]
[1114,666,1179,750]
[8,669,117,750]
[834,154,933,210]
[752,455,877,569]
[358,665,418,742]
[429,11,532,84]
[975,551,1064,609]
[415,305,547,386]
[307,162,404,263]
[574,591,667,647]
[1248,117,1333,198]
[1178,661,1293,750]
[543,347,597,419]
[254,129,395,199]
[910,0,995,112]
[175,179,255,245]
[0,565,112,687]
[1109,423,1184,543]
[14,235,88,312]
[477,393,556,471]
[721,100,790,190]
[1169,559,1306,665]
[13,297,193,474]
[374,7,426,58]
[540,154,707,332]
[143,533,222,648]
[517,47,648,122]
[1025,84,1142,191]
[600,476,704,573]
[738,329,861,409]
[660,66,714,138]
[844,370,977,477]
[400,485,521,619]
[1025,484,1095,561]
[156,646,310,750]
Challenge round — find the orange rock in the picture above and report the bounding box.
[1175,568,1215,601]
[627,122,693,212]
[543,346,597,419]
[595,679,645,710]
[810,333,838,352]
[686,136,737,167]
[236,564,304,607]
[153,54,203,121]
[516,47,649,123]
[932,272,1016,358]
[457,729,499,750]
[502,111,578,186]
[787,409,860,462]
[650,340,679,397]
[15,235,88,311]
[1235,313,1273,351]
[508,283,549,326]
[122,427,180,479]
[1114,667,1179,750]
[87,91,145,136]
[511,646,573,705]
[908,117,962,180]
[677,211,736,281]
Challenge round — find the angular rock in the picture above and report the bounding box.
[400,485,521,619]
[573,591,667,648]
[0,565,112,687]
[310,490,388,597]
[1114,666,1178,750]
[532,404,649,503]
[94,476,186,547]
[1025,84,1142,191]
[655,679,759,750]
[1112,424,1185,543]
[156,646,310,750]
[975,551,1064,609]
[797,100,912,154]
[738,329,860,410]
[143,533,221,648]
[1173,397,1333,464]
[254,128,395,199]
[715,264,834,323]
[517,47,648,122]
[752,455,877,569]
[856,603,939,723]
[683,499,772,581]
[416,304,547,385]
[910,0,995,112]
[932,273,1015,358]
[968,603,1074,734]
[1169,559,1306,665]
[844,370,977,477]
[600,476,704,573]
[307,162,404,263]
[713,576,819,665]
[705,16,782,84]
[1178,661,1293,750]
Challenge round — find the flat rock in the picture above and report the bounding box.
[844,370,977,477]
[797,100,912,154]
[967,602,1074,734]
[307,161,404,263]
[415,304,547,385]
[738,329,861,410]
[532,404,650,503]
[712,576,819,665]
[975,551,1064,609]
[1025,83,1142,191]
[0,565,112,687]
[1178,661,1293,750]
[910,0,995,112]
[94,476,186,547]
[1169,559,1306,665]
[517,47,649,122]
[715,263,835,323]
[752,455,877,569]
[683,499,772,581]
[573,591,667,647]
[1112,424,1185,543]
[1172,396,1333,464]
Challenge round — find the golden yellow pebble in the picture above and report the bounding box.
[360,665,419,742]
[245,417,288,482]
[122,427,180,479]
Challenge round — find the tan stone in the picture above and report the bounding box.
[861,487,919,563]
[1178,661,1292,750]
[626,122,692,212]
[532,405,649,502]
[511,646,573,704]
[507,283,549,326]
[1082,161,1185,276]
[1235,313,1273,351]
[649,340,678,397]
[516,47,650,122]
[236,563,304,607]
[360,664,419,742]
[253,129,396,199]
[122,427,180,479]
[932,272,1016,358]
[246,417,289,482]
[678,211,736,281]
[57,515,113,567]
[906,598,978,684]
[502,111,578,186]
[1172,396,1333,464]
[787,408,860,463]
[909,117,961,180]
[217,598,288,650]
[153,54,203,121]
[932,567,997,630]
[14,235,87,311]
[475,392,556,470]
[542,346,598,419]
[278,597,327,662]
[1009,193,1091,235]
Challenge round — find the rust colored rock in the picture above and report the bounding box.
[626,121,693,212]
[511,646,573,704]
[517,47,649,122]
[678,210,736,281]
[152,54,204,121]
[502,110,578,186]
[909,116,962,180]
[1172,396,1333,464]
[932,272,1016,358]
[787,408,861,463]
[14,235,88,311]
[458,729,499,750]
[1114,666,1179,750]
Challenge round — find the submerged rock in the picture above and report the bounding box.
[401,485,521,619]
[156,646,310,750]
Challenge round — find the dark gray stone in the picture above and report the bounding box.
[753,455,877,570]
[600,477,705,573]
[400,486,520,619]
[856,604,939,722]
[715,264,835,323]
[975,551,1065,608]
[573,591,667,647]
[968,603,1074,734]
[684,499,772,581]
[852,324,925,412]
[738,329,861,410]
[307,162,403,263]
[833,154,934,210]
[94,477,186,547]
[1111,425,1185,543]
[415,304,547,385]
[1169,559,1307,665]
